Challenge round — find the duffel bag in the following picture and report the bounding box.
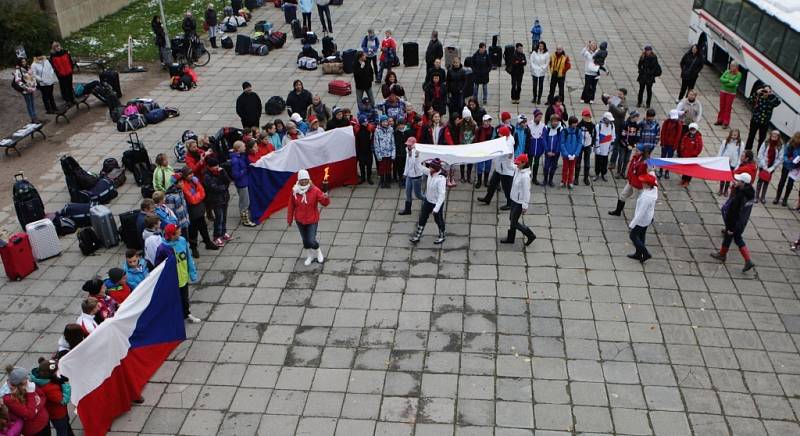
[297,56,318,70]
[78,177,118,204]
[106,167,126,188]
[321,62,343,74]
[59,203,92,228]
[116,114,147,132]
[267,31,286,49]
[264,96,286,115]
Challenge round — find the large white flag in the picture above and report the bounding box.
[415,137,513,165]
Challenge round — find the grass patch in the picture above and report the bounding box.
[64,0,227,65]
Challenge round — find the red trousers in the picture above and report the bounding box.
[717,91,735,125]
[561,157,576,184]
[378,158,393,176]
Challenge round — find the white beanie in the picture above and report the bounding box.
[688,122,699,131]
[462,107,472,119]
[297,169,310,180]
[291,113,303,123]
[734,172,752,184]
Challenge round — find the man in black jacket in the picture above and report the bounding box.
[236,82,262,129]
[182,11,197,39]
[508,43,527,104]
[424,58,446,89]
[425,31,444,72]
[446,57,466,115]
[353,51,375,106]
[471,43,491,104]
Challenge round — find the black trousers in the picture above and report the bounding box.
[57,74,75,103]
[574,146,592,181]
[510,73,523,101]
[418,200,445,231]
[531,76,544,102]
[507,202,534,242]
[317,4,332,32]
[179,284,191,318]
[531,155,542,181]
[745,119,770,151]
[580,74,598,102]
[775,169,794,203]
[678,75,697,100]
[637,81,653,107]
[547,76,565,103]
[629,225,650,257]
[358,155,373,181]
[38,84,56,112]
[188,215,213,247]
[302,12,312,30]
[595,155,609,176]
[484,172,512,205]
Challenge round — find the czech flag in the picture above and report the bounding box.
[59,256,185,436]
[647,156,733,181]
[249,126,358,223]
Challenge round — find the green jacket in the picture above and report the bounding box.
[720,70,742,94]
[153,165,175,193]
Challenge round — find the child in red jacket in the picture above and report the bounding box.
[287,169,330,267]
[30,358,73,436]
[2,366,49,436]
[677,123,704,187]
[658,109,684,179]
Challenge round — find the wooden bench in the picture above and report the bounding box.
[54,94,92,124]
[0,123,46,157]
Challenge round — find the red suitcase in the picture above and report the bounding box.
[328,80,352,96]
[0,233,37,281]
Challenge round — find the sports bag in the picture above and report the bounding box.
[322,62,343,74]
[250,44,269,56]
[221,35,234,49]
[267,31,286,49]
[297,57,318,70]
[51,214,77,236]
[145,108,168,124]
[302,32,318,45]
[116,114,147,132]
[78,177,117,204]
[122,104,139,116]
[265,96,286,115]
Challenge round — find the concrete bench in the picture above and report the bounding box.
[0,123,46,157]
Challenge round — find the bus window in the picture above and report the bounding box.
[735,1,761,45]
[719,0,741,29]
[754,14,786,64]
[778,30,800,78]
[705,0,723,16]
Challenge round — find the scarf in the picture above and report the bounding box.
[293,183,311,203]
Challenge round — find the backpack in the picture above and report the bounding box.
[383,48,399,67]
[78,227,102,255]
[100,158,121,176]
[174,141,186,163]
[51,214,77,236]
[297,57,318,70]
[105,167,126,188]
[302,32,318,45]
[264,96,286,115]
[182,130,198,143]
[11,72,25,93]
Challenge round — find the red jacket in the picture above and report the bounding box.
[181,177,206,205]
[184,151,207,181]
[660,119,683,148]
[627,153,649,189]
[379,38,397,62]
[287,185,330,225]
[735,161,757,182]
[3,390,50,435]
[677,131,703,158]
[50,50,73,77]
[38,381,68,420]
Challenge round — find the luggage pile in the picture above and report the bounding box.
[229,20,286,56]
[116,98,179,131]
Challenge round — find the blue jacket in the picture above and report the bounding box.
[529,124,547,157]
[299,0,314,13]
[230,152,250,188]
[560,127,584,157]
[155,236,197,287]
[361,35,380,57]
[513,124,531,157]
[123,257,149,290]
[154,205,178,229]
[269,132,283,150]
[530,23,542,40]
[297,120,310,135]
[542,125,564,155]
[783,145,800,170]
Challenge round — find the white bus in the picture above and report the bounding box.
[688,0,800,136]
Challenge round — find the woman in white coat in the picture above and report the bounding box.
[529,41,550,105]
[30,51,58,114]
[501,153,536,246]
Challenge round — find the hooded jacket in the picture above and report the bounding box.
[287,185,330,225]
[31,58,57,86]
[660,118,683,148]
[373,125,396,159]
[560,126,584,157]
[2,388,49,435]
[722,183,755,234]
[155,236,197,287]
[181,175,207,219]
[677,131,703,158]
[543,124,564,155]
[510,167,532,209]
[514,124,531,157]
[230,152,250,188]
[529,120,547,157]
[123,257,149,290]
[29,369,70,420]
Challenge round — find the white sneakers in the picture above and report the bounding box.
[304,251,314,266]
[303,249,325,266]
[316,248,324,263]
[185,314,201,323]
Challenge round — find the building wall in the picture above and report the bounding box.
[43,0,133,37]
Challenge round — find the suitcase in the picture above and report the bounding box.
[322,35,336,57]
[444,46,461,69]
[59,203,92,228]
[25,219,61,261]
[291,19,303,39]
[0,233,36,280]
[236,34,252,55]
[250,43,269,56]
[267,31,287,49]
[122,132,154,180]
[283,3,297,24]
[489,45,502,68]
[90,205,119,248]
[463,67,474,97]
[221,35,234,49]
[341,48,357,74]
[328,80,351,96]
[13,173,45,229]
[119,210,143,250]
[403,42,419,67]
[99,69,122,98]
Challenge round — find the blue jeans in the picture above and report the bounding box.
[51,415,73,436]
[405,176,424,203]
[476,160,492,175]
[297,222,319,249]
[212,205,227,238]
[473,83,488,101]
[23,93,36,121]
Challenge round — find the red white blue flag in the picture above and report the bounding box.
[59,256,185,436]
[248,127,359,222]
[647,156,733,181]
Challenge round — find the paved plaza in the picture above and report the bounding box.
[2,0,800,434]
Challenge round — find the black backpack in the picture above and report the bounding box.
[51,214,77,236]
[60,155,100,191]
[78,228,102,255]
[100,158,121,176]
[265,96,286,115]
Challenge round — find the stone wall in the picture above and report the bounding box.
[43,0,133,37]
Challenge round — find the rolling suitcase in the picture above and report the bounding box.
[463,67,474,97]
[123,133,154,183]
[13,173,45,229]
[444,46,461,69]
[25,219,61,261]
[236,34,252,55]
[291,19,303,39]
[328,80,351,96]
[90,205,119,248]
[489,46,502,68]
[403,42,419,67]
[341,48,357,74]
[0,233,36,280]
[99,69,122,98]
[119,210,143,250]
[283,3,297,24]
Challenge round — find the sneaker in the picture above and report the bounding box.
[186,314,201,323]
[223,233,233,241]
[205,243,220,250]
[213,237,225,247]
[304,256,313,266]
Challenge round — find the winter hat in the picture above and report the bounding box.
[581,108,592,117]
[688,122,699,131]
[462,107,472,119]
[242,81,252,90]
[482,114,493,121]
[405,137,417,146]
[297,169,310,180]
[533,109,543,118]
[358,114,368,124]
[514,153,529,166]
[500,112,512,122]
[669,109,683,120]
[308,115,318,124]
[82,278,103,295]
[644,44,653,51]
[108,267,125,283]
[734,173,752,184]
[206,156,219,168]
[290,113,303,123]
[7,367,28,386]
[599,41,608,50]
[517,114,527,123]
[498,125,511,137]
[639,173,657,186]
[164,223,178,240]
[332,106,342,116]
[378,114,389,122]
[427,159,443,171]
[603,112,614,121]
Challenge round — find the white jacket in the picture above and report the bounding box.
[31,59,57,86]
[426,171,447,213]
[510,167,532,209]
[717,140,741,168]
[757,143,784,172]
[529,51,549,77]
[595,121,615,156]
[629,186,658,229]
[494,154,516,176]
[581,47,600,75]
[404,149,426,178]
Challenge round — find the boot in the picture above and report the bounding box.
[740,246,754,272]
[303,249,314,266]
[315,248,325,263]
[241,211,257,227]
[475,174,482,189]
[189,241,200,259]
[466,166,472,182]
[710,246,729,262]
[398,201,412,215]
[500,229,515,244]
[484,172,489,187]
[410,225,424,243]
[608,200,625,216]
[434,230,446,244]
[524,230,536,246]
[210,37,217,48]
[584,175,590,186]
[657,168,663,179]
[742,260,755,272]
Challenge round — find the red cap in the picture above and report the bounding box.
[639,173,657,186]
[498,125,511,137]
[308,115,318,123]
[501,112,512,121]
[581,108,592,117]
[164,223,178,239]
[514,153,529,166]
[405,137,417,146]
